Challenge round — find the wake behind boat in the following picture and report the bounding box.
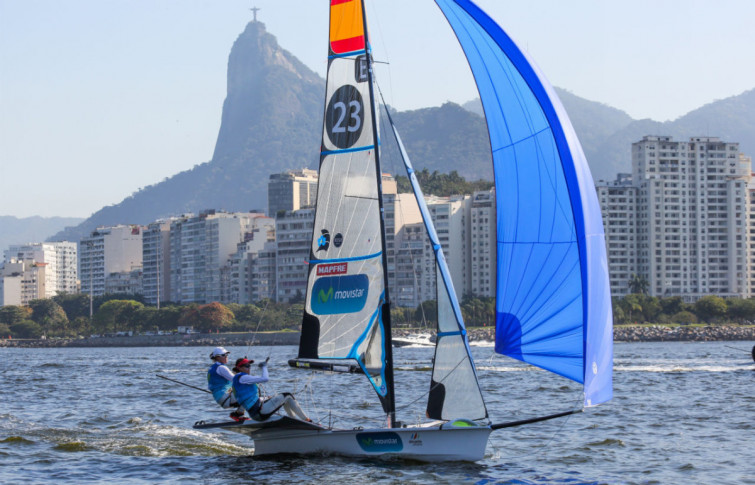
[194,0,613,462]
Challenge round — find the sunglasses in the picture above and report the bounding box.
[240,364,251,368]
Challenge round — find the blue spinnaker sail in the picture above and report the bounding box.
[435,0,613,407]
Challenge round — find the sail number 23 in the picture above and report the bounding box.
[326,85,365,149]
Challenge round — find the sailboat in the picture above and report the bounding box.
[194,0,613,462]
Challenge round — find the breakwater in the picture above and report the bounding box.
[1,325,754,348]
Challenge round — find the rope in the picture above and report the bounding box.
[246,295,272,358]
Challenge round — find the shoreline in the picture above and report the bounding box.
[1,325,754,348]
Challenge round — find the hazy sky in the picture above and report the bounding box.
[2,0,754,218]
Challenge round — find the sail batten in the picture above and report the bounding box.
[435,0,613,407]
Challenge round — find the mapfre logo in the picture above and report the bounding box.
[316,262,348,276]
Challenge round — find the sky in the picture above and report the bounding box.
[1,0,754,219]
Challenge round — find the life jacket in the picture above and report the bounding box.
[232,372,260,412]
[207,362,232,403]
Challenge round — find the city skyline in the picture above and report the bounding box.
[2,0,755,218]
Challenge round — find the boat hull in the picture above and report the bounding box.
[251,425,491,461]
[210,417,492,461]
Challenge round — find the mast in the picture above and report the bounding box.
[360,0,396,428]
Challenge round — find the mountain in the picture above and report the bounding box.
[48,20,755,242]
[51,21,324,242]
[0,216,84,253]
[586,88,755,181]
[459,89,636,182]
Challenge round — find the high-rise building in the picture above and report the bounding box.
[469,189,496,298]
[0,259,46,305]
[80,226,143,297]
[142,220,173,306]
[268,169,319,217]
[274,208,314,302]
[4,242,78,297]
[227,215,276,304]
[169,211,257,304]
[746,164,755,298]
[599,136,751,300]
[596,174,638,297]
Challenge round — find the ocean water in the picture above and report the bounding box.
[1,341,753,484]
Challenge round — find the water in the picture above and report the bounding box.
[1,342,753,484]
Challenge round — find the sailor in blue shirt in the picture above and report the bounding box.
[232,358,310,422]
[206,347,245,421]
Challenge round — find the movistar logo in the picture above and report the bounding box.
[356,432,403,452]
[311,274,369,315]
[318,286,334,303]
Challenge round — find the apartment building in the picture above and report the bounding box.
[596,174,638,297]
[80,225,143,297]
[746,165,755,297]
[469,189,496,298]
[142,220,173,306]
[0,259,46,305]
[168,211,257,304]
[268,169,319,217]
[4,242,78,297]
[274,208,314,302]
[598,136,751,300]
[227,215,276,304]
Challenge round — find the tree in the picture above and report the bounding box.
[628,274,649,295]
[694,295,727,323]
[29,299,69,336]
[660,296,685,316]
[53,293,91,321]
[0,305,32,326]
[725,298,755,324]
[93,300,144,334]
[179,302,235,333]
[0,322,10,337]
[10,320,43,339]
[670,311,697,325]
[415,300,438,327]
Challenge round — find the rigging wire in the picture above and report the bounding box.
[376,83,429,331]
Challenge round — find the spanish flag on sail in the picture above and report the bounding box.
[329,0,365,54]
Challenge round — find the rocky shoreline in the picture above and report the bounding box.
[1,325,754,349]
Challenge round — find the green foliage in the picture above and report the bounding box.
[660,296,686,316]
[725,298,755,323]
[0,322,10,337]
[93,300,144,334]
[627,274,649,295]
[694,295,728,323]
[670,311,697,325]
[29,299,69,336]
[395,169,493,197]
[461,296,495,327]
[52,293,91,320]
[10,320,43,339]
[414,300,438,326]
[0,305,32,325]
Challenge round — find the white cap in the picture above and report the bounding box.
[210,347,229,358]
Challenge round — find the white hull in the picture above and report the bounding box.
[223,418,492,462]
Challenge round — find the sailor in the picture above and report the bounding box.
[207,347,245,421]
[232,358,311,422]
